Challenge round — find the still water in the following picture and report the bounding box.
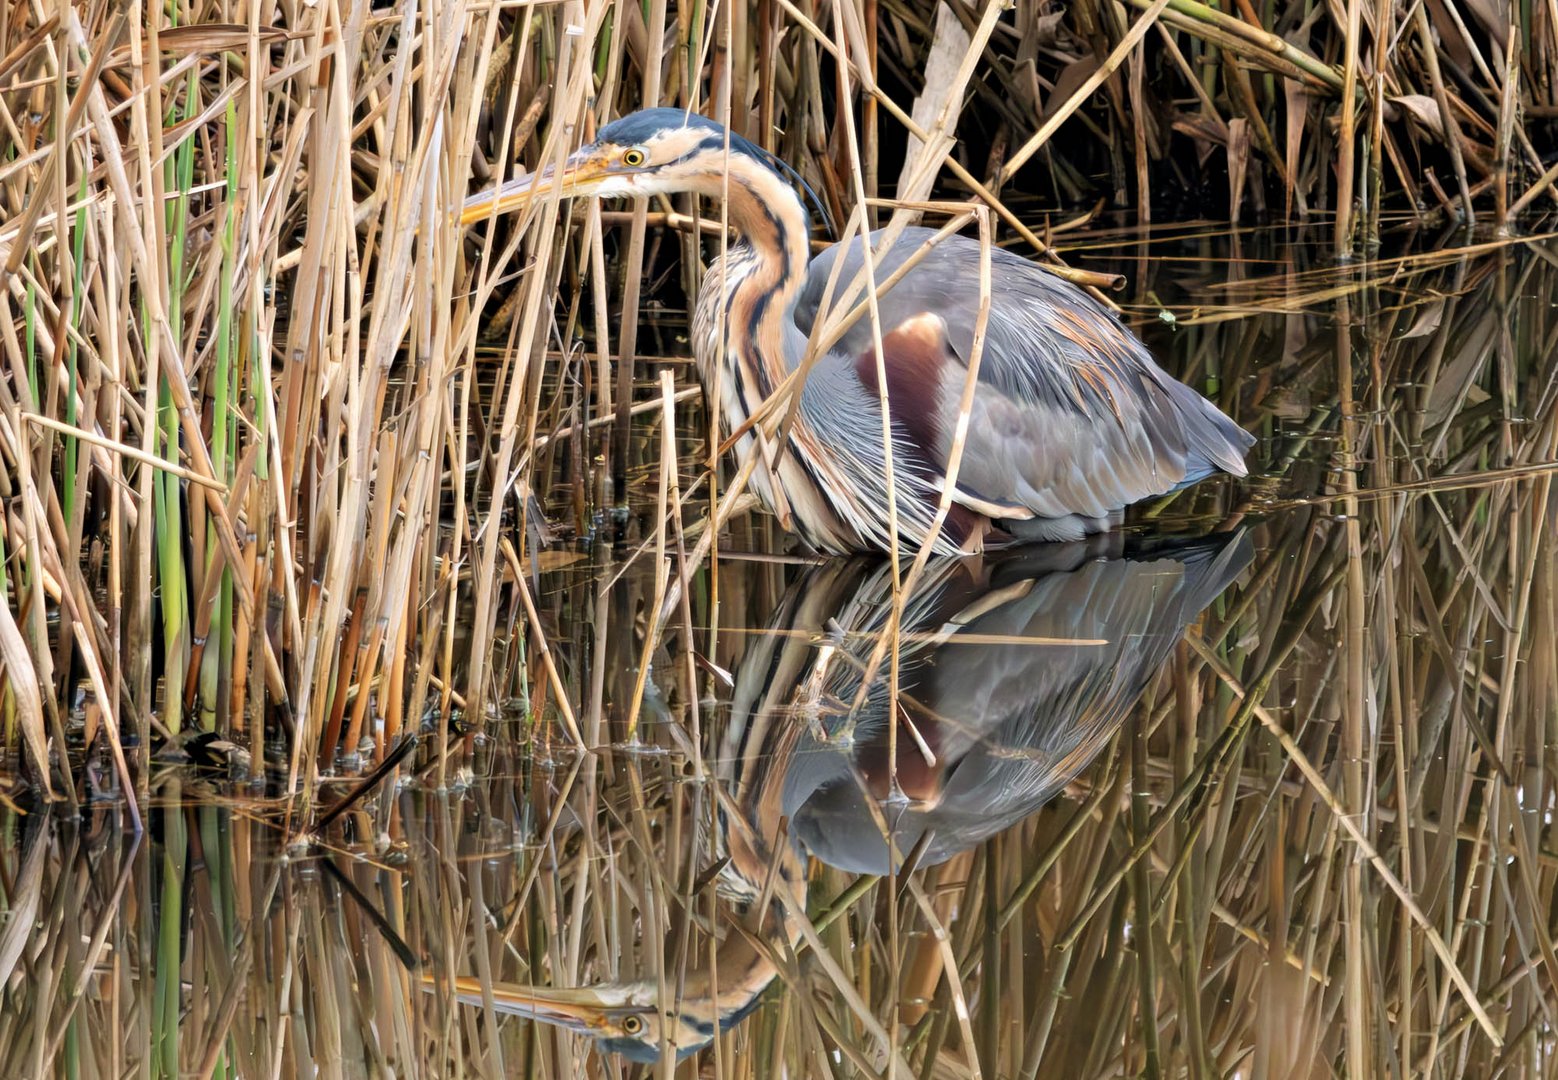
[4,227,1555,1078]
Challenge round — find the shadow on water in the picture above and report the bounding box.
[4,227,1556,1077]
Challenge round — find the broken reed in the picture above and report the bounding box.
[0,0,1553,812]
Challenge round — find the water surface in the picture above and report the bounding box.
[5,226,1555,1078]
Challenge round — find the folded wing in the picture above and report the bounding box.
[796,227,1253,528]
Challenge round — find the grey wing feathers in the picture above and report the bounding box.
[795,228,1254,518]
[783,534,1252,874]
[919,536,1250,807]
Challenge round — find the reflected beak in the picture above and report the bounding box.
[432,973,625,1035]
[460,146,611,226]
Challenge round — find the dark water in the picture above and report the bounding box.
[5,228,1556,1077]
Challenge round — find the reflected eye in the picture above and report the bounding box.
[622,149,646,167]
[621,1014,644,1035]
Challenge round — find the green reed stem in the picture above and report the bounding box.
[24,275,38,411]
[153,801,186,1078]
[62,175,89,525]
[158,69,199,724]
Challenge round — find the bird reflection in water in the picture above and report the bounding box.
[437,533,1250,1062]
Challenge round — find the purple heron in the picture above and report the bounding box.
[463,108,1254,553]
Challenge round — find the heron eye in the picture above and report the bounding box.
[621,149,646,167]
[621,1015,644,1035]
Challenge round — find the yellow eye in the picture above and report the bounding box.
[621,1015,644,1035]
[622,149,646,167]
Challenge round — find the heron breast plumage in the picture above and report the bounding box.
[692,222,1253,553]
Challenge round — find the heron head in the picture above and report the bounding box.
[445,975,724,1062]
[462,107,834,235]
[461,108,778,224]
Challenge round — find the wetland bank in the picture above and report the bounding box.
[1,0,1556,1074]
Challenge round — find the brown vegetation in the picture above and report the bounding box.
[0,4,1555,1073]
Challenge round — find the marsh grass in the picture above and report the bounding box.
[0,235,1551,1077]
[0,0,1556,1074]
[0,0,1555,812]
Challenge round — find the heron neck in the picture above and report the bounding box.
[687,847,806,1040]
[715,156,811,294]
[683,681,813,1035]
[698,157,812,396]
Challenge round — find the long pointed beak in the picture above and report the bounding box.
[431,974,625,1035]
[460,147,608,226]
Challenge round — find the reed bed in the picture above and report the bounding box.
[0,236,1552,1077]
[1,0,1556,815]
[2,0,1558,1074]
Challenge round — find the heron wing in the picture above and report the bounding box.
[784,535,1252,873]
[795,227,1254,521]
[912,536,1252,837]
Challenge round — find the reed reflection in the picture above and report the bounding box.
[743,534,1253,877]
[455,533,1250,1062]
